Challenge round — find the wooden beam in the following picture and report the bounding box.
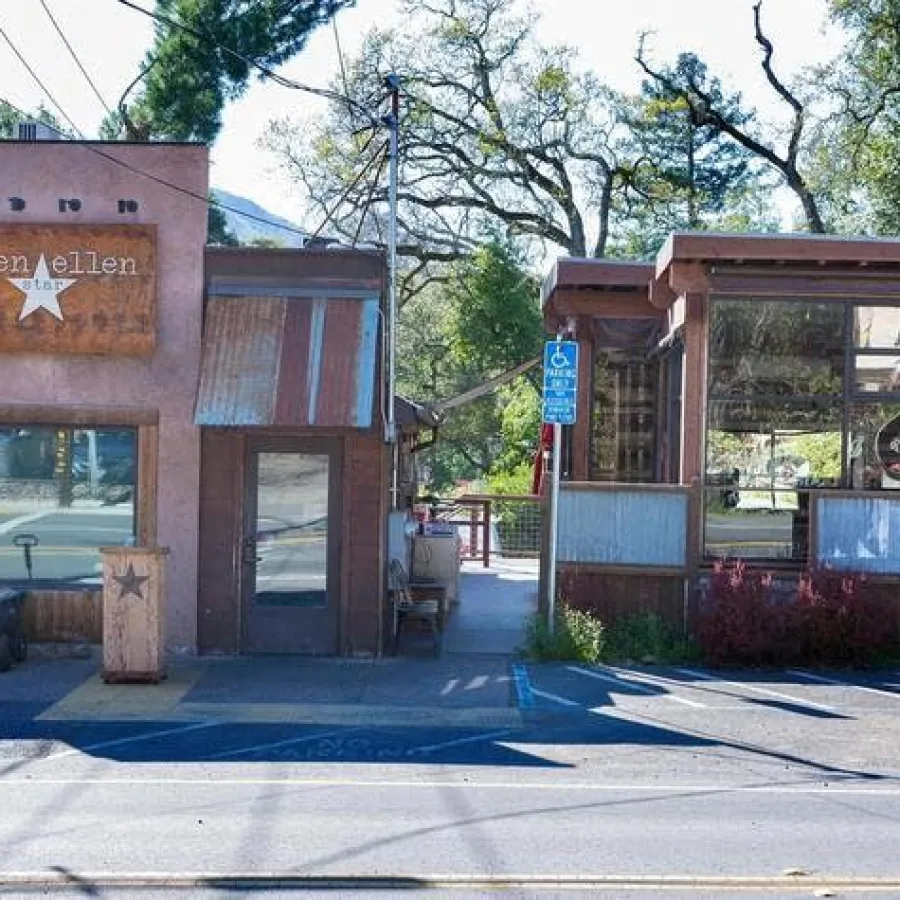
[545,289,659,320]
[137,424,158,547]
[669,262,709,295]
[572,327,593,480]
[0,404,159,426]
[680,292,708,485]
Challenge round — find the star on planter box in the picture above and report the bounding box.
[112,562,150,600]
[6,254,77,321]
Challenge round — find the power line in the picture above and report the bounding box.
[309,137,388,240]
[1,97,312,242]
[1,0,393,247]
[0,24,86,138]
[39,0,114,117]
[116,0,380,128]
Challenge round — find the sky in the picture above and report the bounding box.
[1,0,845,229]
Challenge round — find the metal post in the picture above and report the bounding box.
[483,499,491,568]
[546,422,562,634]
[385,76,400,447]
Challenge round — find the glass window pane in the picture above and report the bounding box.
[854,353,900,393]
[707,400,842,489]
[255,453,328,606]
[854,306,900,349]
[849,403,900,490]
[0,426,136,583]
[709,299,844,396]
[704,489,810,560]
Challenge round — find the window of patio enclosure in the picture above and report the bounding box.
[590,350,658,483]
[704,299,846,561]
[0,426,137,584]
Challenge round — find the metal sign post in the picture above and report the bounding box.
[542,340,578,635]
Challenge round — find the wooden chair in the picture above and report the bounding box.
[388,558,447,655]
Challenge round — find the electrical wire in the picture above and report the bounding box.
[117,0,379,128]
[353,145,389,246]
[0,24,86,138]
[39,0,114,117]
[1,96,312,242]
[308,137,388,240]
[2,0,392,246]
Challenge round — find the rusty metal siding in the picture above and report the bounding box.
[195,295,380,428]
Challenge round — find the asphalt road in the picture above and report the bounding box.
[0,509,132,582]
[2,662,900,896]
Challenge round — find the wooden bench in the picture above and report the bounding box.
[388,558,447,655]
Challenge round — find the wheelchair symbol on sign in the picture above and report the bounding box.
[550,349,571,369]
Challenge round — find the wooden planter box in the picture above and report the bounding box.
[100,546,169,684]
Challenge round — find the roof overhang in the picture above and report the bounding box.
[651,231,900,309]
[541,258,658,333]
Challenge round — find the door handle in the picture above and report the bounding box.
[242,538,259,566]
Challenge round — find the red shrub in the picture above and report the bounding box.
[695,560,900,667]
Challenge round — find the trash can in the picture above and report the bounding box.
[0,588,27,672]
[100,546,169,684]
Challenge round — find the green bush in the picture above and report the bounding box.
[525,604,604,664]
[602,612,698,665]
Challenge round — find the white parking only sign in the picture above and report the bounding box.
[542,340,578,425]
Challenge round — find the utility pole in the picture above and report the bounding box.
[384,74,400,508]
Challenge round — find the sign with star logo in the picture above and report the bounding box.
[112,562,151,601]
[0,224,157,355]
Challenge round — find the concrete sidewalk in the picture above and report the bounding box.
[4,560,537,730]
[11,652,520,728]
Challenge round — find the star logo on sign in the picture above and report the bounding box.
[6,254,77,321]
[112,563,150,601]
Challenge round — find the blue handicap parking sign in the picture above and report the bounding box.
[542,340,578,425]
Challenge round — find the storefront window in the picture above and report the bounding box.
[709,300,844,397]
[706,299,847,562]
[0,426,136,583]
[590,351,657,483]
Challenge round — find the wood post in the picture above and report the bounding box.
[101,546,169,684]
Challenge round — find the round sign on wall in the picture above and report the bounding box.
[875,414,900,476]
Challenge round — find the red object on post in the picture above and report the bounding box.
[531,423,554,495]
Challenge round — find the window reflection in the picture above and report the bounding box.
[854,306,900,349]
[854,353,900,393]
[0,426,136,583]
[703,489,807,560]
[709,300,844,396]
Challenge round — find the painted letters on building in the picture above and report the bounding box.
[0,224,157,356]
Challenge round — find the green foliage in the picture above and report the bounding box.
[601,613,698,665]
[114,0,355,142]
[485,461,533,496]
[447,240,543,374]
[0,102,66,138]
[616,52,774,251]
[525,605,605,664]
[396,238,542,492]
[781,432,842,481]
[207,201,239,245]
[495,381,542,473]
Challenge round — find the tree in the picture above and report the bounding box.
[207,203,240,245]
[109,0,356,142]
[613,54,779,256]
[635,2,831,233]
[0,102,66,138]
[265,0,638,264]
[807,0,900,235]
[396,239,543,491]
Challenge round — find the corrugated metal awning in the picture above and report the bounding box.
[194,294,380,428]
